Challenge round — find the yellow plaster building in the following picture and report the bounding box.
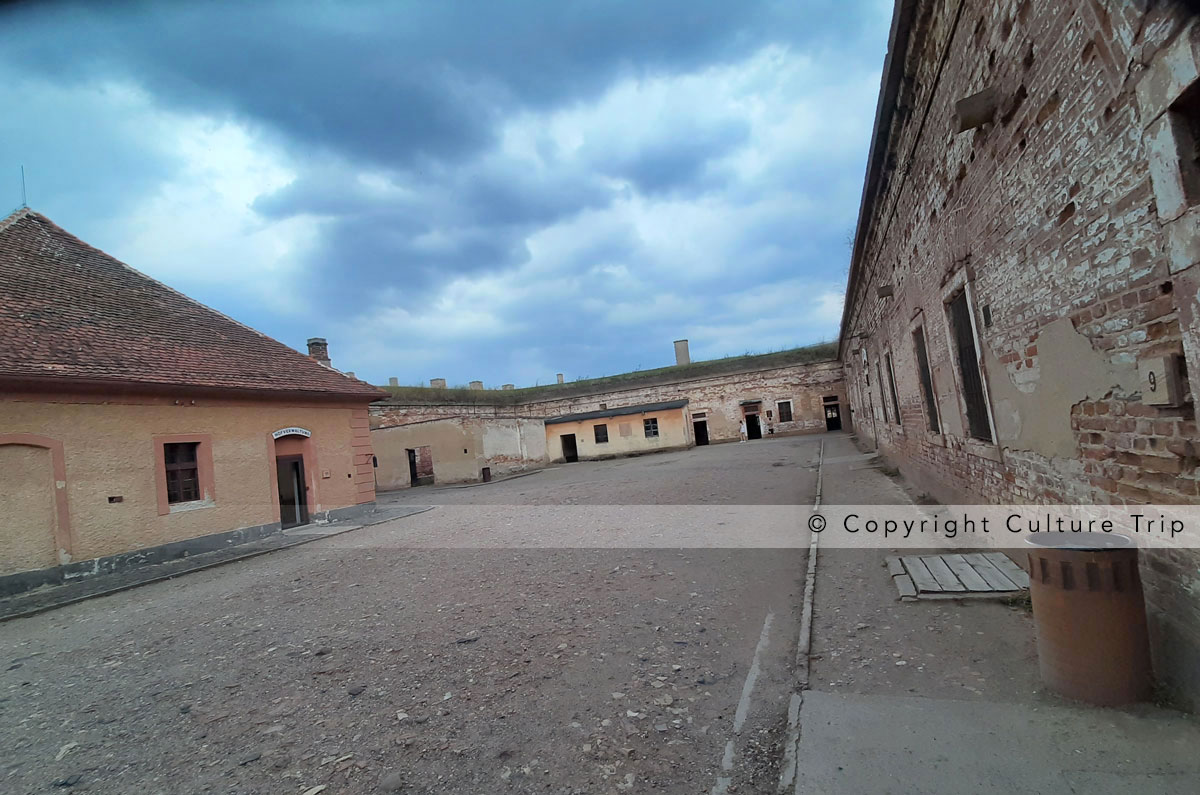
[0,210,385,594]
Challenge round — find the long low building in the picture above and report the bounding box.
[366,341,846,487]
[840,0,1200,709]
[0,209,385,595]
[544,399,691,462]
[371,342,846,443]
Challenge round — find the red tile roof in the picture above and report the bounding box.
[0,209,385,400]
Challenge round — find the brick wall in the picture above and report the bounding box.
[843,0,1200,709]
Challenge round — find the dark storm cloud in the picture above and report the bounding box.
[587,116,752,195]
[1,1,882,170]
[457,164,614,227]
[0,0,891,383]
[250,155,621,303]
[309,214,532,306]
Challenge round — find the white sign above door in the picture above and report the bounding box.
[272,427,312,439]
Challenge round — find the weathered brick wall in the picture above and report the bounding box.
[844,0,1200,708]
[370,402,522,429]
[371,360,847,444]
[523,361,846,441]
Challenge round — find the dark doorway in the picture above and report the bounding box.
[407,448,419,486]
[693,420,709,446]
[482,466,492,482]
[825,403,842,431]
[276,455,308,529]
[561,433,578,462]
[746,413,762,440]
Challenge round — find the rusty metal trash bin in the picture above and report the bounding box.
[1025,534,1153,706]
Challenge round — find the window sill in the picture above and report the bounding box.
[952,436,1002,463]
[169,498,216,515]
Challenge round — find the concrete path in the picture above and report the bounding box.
[794,433,1200,794]
[797,689,1200,794]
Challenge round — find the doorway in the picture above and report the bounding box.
[693,420,709,446]
[0,442,59,570]
[746,413,762,440]
[561,433,578,462]
[825,403,842,431]
[276,454,308,529]
[407,448,419,486]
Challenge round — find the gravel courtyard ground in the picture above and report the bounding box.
[1,435,821,795]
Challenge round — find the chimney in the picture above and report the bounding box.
[430,378,447,389]
[502,384,514,390]
[307,337,332,368]
[345,371,356,379]
[469,380,484,390]
[674,339,690,366]
[388,377,399,387]
[556,373,565,384]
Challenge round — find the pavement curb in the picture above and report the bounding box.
[429,468,547,490]
[779,438,823,793]
[0,506,435,623]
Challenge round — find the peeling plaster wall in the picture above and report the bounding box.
[988,317,1139,458]
[842,0,1200,709]
[477,418,547,475]
[371,416,549,490]
[372,419,479,489]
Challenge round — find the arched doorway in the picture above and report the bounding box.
[272,428,313,529]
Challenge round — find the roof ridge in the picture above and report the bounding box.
[0,211,383,398]
[0,206,33,234]
[21,211,366,387]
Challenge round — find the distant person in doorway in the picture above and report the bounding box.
[739,418,748,442]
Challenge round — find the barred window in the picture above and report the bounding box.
[643,418,659,438]
[164,442,200,503]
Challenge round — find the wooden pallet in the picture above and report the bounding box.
[888,553,1029,601]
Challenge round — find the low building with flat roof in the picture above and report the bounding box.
[544,399,691,463]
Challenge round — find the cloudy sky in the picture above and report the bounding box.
[2,1,891,387]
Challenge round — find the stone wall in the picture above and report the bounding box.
[371,359,847,445]
[842,0,1200,708]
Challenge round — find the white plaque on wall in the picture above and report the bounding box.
[272,427,312,439]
